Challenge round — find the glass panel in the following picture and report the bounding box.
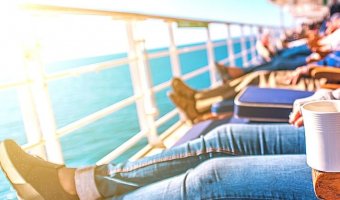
[179,49,208,74]
[61,103,140,166]
[155,87,175,119]
[49,65,133,128]
[149,56,172,86]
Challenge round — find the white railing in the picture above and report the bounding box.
[6,3,281,164]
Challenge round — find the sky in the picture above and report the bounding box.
[0,0,296,69]
[101,0,295,27]
[23,0,295,27]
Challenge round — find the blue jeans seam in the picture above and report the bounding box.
[203,196,287,200]
[112,148,239,173]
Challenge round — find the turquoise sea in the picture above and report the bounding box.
[0,37,254,199]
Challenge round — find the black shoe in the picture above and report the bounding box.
[0,140,79,200]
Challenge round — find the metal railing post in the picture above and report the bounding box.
[137,40,164,147]
[226,24,235,66]
[13,35,46,158]
[17,86,46,158]
[250,25,257,64]
[126,21,148,131]
[240,25,248,66]
[168,22,181,77]
[206,25,217,86]
[23,41,64,164]
[126,20,163,147]
[256,26,262,58]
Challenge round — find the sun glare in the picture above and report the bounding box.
[1,1,131,80]
[0,1,35,82]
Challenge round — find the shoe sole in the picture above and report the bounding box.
[0,141,44,200]
[0,141,26,184]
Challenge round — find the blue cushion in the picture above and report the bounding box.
[235,86,314,122]
[237,86,314,105]
[211,100,234,114]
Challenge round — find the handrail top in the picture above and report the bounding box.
[19,3,279,29]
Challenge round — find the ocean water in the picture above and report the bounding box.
[0,38,254,199]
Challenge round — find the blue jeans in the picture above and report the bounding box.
[115,155,314,200]
[243,55,308,73]
[243,44,310,73]
[277,44,311,59]
[92,124,315,199]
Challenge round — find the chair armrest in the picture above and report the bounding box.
[312,169,340,199]
[310,67,340,82]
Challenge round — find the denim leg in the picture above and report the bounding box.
[243,49,309,73]
[247,55,307,72]
[271,55,308,71]
[205,123,305,155]
[95,124,305,197]
[278,44,311,59]
[112,155,316,200]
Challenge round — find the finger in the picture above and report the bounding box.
[289,110,301,124]
[294,117,304,127]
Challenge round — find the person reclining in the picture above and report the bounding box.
[219,13,340,81]
[0,89,339,200]
[218,44,313,81]
[169,47,340,123]
[169,14,340,123]
[256,28,311,63]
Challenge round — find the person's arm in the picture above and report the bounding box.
[289,89,340,127]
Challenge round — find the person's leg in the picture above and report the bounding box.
[0,124,306,199]
[215,62,247,80]
[194,84,236,113]
[79,124,305,198]
[249,55,308,72]
[168,92,201,123]
[216,45,310,80]
[170,78,236,116]
[272,55,308,71]
[194,84,236,101]
[171,78,197,100]
[111,155,316,200]
[171,78,236,101]
[278,44,311,59]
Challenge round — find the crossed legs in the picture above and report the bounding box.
[0,124,310,200]
[168,78,237,123]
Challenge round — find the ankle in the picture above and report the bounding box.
[226,67,245,79]
[58,167,77,195]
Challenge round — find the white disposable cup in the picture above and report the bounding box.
[301,100,340,172]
